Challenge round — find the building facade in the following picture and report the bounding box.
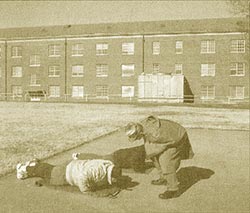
[0,18,249,104]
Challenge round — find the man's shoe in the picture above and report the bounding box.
[151,178,167,185]
[159,190,178,199]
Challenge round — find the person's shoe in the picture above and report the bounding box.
[159,190,178,199]
[72,153,79,160]
[151,178,167,185]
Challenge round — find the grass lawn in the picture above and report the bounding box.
[0,101,249,177]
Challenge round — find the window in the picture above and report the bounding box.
[176,41,183,54]
[230,63,245,76]
[230,86,244,99]
[49,86,60,97]
[11,46,22,58]
[231,40,245,53]
[96,64,108,77]
[201,40,215,53]
[48,65,60,77]
[122,86,134,97]
[72,65,84,77]
[72,43,84,56]
[201,85,215,99]
[12,85,22,97]
[122,42,134,55]
[122,64,135,77]
[30,55,40,67]
[201,64,215,76]
[153,63,160,73]
[96,85,108,97]
[96,43,108,55]
[72,86,84,98]
[30,74,40,86]
[152,42,160,55]
[48,44,61,57]
[12,66,22,77]
[175,64,183,75]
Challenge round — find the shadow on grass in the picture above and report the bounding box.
[174,166,215,197]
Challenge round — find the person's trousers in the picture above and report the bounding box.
[155,147,181,191]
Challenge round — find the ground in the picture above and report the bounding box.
[0,128,249,213]
[0,102,248,177]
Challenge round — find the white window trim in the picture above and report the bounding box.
[96,43,108,55]
[48,52,61,57]
[30,65,41,67]
[175,64,183,75]
[72,65,84,77]
[96,64,108,77]
[230,40,245,53]
[175,41,183,54]
[201,86,215,100]
[49,86,60,98]
[11,66,23,78]
[96,85,108,98]
[122,86,135,98]
[152,41,160,55]
[11,46,22,58]
[72,86,84,98]
[122,42,134,55]
[201,64,216,77]
[153,63,160,73]
[200,40,216,54]
[122,64,135,77]
[229,86,245,99]
[48,66,60,77]
[30,74,40,86]
[30,55,41,67]
[230,63,245,76]
[12,86,23,98]
[71,44,84,57]
[48,45,61,57]
[71,54,84,57]
[96,74,108,77]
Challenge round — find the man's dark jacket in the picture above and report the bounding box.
[140,116,194,159]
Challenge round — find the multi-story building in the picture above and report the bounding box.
[0,17,248,104]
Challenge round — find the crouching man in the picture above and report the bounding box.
[125,115,194,199]
[16,158,121,194]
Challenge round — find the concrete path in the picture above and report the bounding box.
[0,128,249,213]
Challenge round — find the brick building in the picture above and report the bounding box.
[0,18,248,104]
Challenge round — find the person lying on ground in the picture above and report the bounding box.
[16,158,122,195]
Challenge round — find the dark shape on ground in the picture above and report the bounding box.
[161,166,215,199]
[76,145,147,173]
[47,175,139,198]
[88,175,139,198]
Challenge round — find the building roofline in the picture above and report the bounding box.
[0,17,248,41]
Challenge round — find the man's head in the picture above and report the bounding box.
[125,122,144,142]
[16,158,40,180]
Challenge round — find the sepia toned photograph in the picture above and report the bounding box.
[0,1,249,212]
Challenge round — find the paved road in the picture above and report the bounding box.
[0,128,249,213]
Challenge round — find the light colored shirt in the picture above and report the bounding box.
[65,159,114,192]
